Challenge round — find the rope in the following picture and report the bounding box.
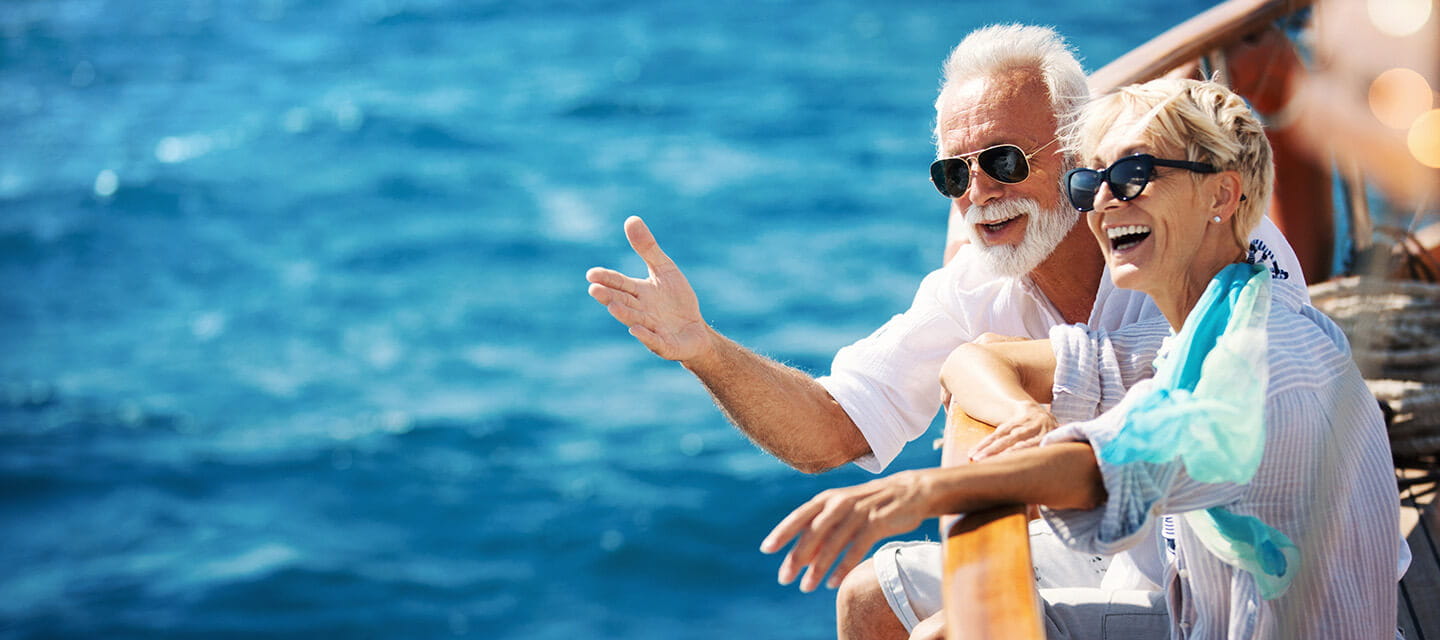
[1311,277,1440,466]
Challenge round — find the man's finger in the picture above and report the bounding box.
[588,283,621,306]
[800,512,865,592]
[624,216,679,273]
[760,499,822,555]
[782,495,853,576]
[603,297,652,329]
[628,325,667,353]
[826,534,880,589]
[585,267,639,297]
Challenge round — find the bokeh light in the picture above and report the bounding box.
[1407,109,1440,168]
[92,169,118,198]
[1369,67,1435,129]
[1367,0,1434,38]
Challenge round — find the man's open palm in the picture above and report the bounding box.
[586,216,712,362]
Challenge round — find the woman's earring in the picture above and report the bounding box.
[1210,215,1222,223]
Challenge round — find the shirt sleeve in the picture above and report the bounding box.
[1047,318,1171,424]
[817,265,973,473]
[1040,404,1251,554]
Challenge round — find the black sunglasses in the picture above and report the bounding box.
[1063,154,1221,212]
[929,139,1056,199]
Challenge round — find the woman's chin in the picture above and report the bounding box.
[1104,240,1158,292]
[1107,262,1155,294]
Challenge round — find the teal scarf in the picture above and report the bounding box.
[1100,262,1299,599]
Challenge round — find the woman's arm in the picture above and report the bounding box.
[940,338,1060,459]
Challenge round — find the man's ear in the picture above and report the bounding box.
[1207,170,1245,223]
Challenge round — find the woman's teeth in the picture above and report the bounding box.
[1106,224,1151,251]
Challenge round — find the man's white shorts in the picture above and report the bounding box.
[872,519,1168,639]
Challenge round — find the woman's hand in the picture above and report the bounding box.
[968,403,1059,460]
[759,471,932,593]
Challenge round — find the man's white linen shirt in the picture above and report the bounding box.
[1040,277,1402,639]
[817,217,1304,473]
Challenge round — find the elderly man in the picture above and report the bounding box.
[585,24,1306,639]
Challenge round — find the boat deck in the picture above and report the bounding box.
[1399,470,1439,639]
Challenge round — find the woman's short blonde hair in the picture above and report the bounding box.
[1067,78,1273,247]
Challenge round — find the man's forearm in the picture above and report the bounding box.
[683,329,870,473]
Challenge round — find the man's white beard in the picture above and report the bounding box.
[961,198,1080,278]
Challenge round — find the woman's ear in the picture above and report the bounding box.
[1206,170,1245,223]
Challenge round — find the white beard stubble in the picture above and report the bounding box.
[962,198,1080,278]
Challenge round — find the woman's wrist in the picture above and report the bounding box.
[1009,398,1050,421]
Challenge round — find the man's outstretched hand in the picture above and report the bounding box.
[586,216,714,363]
[760,471,932,593]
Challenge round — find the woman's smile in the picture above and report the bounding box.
[1106,224,1152,253]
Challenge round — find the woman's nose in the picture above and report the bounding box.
[1092,180,1122,212]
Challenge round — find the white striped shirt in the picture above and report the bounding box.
[1041,275,1403,639]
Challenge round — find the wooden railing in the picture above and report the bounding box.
[1088,0,1316,93]
[938,411,1044,639]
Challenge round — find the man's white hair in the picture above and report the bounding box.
[934,24,1089,155]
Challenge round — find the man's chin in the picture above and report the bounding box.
[971,243,1039,278]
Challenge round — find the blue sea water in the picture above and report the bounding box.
[1,1,1222,637]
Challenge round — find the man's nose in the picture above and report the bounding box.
[964,164,1006,206]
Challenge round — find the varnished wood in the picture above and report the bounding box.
[1397,473,1440,640]
[939,411,1044,640]
[1088,0,1316,94]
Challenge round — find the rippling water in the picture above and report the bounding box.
[1,1,1218,637]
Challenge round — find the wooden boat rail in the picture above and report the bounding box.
[938,410,1043,639]
[1088,0,1316,93]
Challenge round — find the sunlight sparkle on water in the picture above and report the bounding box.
[155,135,214,164]
[93,169,118,197]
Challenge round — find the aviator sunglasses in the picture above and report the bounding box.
[1063,154,1225,212]
[929,139,1057,199]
